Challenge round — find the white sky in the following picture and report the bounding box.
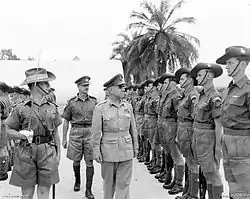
[0,0,250,102]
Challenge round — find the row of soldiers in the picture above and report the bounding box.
[124,46,250,199]
[0,83,56,181]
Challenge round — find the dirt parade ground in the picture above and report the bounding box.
[1,140,230,199]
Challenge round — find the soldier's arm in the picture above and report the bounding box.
[129,104,139,155]
[63,119,69,140]
[212,96,223,147]
[91,104,103,155]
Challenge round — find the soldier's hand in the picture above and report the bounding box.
[62,139,67,149]
[94,153,103,164]
[215,145,222,164]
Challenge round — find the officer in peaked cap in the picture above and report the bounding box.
[216,46,250,196]
[91,73,138,199]
[190,63,224,199]
[62,75,96,198]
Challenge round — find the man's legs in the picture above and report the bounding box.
[115,160,133,199]
[85,160,95,199]
[73,160,81,191]
[102,162,116,199]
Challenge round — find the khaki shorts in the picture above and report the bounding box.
[162,121,182,162]
[154,118,164,145]
[10,143,59,187]
[222,134,250,188]
[176,124,195,163]
[135,115,144,137]
[192,128,219,173]
[67,127,93,162]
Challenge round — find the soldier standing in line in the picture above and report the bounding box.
[216,46,250,198]
[91,74,138,199]
[161,73,185,195]
[62,76,96,199]
[175,68,200,199]
[5,68,62,199]
[148,78,163,175]
[0,82,13,181]
[155,74,175,187]
[190,63,224,199]
[143,79,159,169]
[134,83,145,159]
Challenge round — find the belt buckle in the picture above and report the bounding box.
[35,136,41,145]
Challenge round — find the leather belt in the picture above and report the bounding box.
[32,135,53,145]
[72,124,92,128]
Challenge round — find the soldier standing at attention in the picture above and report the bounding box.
[5,68,62,199]
[62,76,96,199]
[161,73,184,195]
[91,74,138,199]
[190,63,224,199]
[216,46,250,198]
[175,68,199,199]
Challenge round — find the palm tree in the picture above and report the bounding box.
[128,0,200,75]
[110,31,151,84]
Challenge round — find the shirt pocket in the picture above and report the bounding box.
[197,102,210,121]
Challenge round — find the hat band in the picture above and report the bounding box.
[26,73,49,82]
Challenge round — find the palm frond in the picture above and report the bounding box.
[165,0,185,24]
[168,17,196,28]
[117,33,131,43]
[130,11,149,21]
[141,1,156,15]
[159,0,170,15]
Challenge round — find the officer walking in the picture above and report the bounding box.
[216,46,250,197]
[91,74,138,199]
[5,68,62,199]
[190,63,224,199]
[62,76,96,199]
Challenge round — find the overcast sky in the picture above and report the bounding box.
[0,0,250,101]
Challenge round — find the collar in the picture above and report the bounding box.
[231,75,249,88]
[167,89,177,98]
[107,98,125,108]
[24,96,50,106]
[203,84,215,96]
[76,93,89,102]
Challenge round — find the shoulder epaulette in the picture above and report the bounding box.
[67,96,77,102]
[96,100,107,106]
[89,95,97,100]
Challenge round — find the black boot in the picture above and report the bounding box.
[213,185,223,199]
[73,165,81,192]
[175,169,192,199]
[85,167,95,199]
[144,141,151,165]
[182,164,189,196]
[163,167,175,189]
[168,165,184,195]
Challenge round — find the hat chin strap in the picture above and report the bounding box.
[198,71,208,86]
[36,84,49,95]
[228,60,241,76]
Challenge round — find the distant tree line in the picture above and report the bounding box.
[0,49,20,60]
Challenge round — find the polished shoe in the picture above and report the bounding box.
[0,173,8,181]
[138,157,146,163]
[163,171,173,185]
[155,171,165,179]
[150,165,161,174]
[168,184,183,195]
[85,189,95,199]
[163,180,175,190]
[158,172,168,183]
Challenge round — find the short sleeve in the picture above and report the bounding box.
[5,107,21,130]
[211,96,222,119]
[61,102,72,120]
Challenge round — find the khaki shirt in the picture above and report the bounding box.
[162,90,180,120]
[5,97,62,137]
[193,85,221,128]
[177,87,199,123]
[144,90,159,116]
[91,99,138,162]
[221,75,250,130]
[61,94,97,126]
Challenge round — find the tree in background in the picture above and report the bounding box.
[0,49,20,60]
[111,0,200,84]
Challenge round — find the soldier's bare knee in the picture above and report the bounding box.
[86,160,93,167]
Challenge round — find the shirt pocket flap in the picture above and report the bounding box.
[229,95,245,106]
